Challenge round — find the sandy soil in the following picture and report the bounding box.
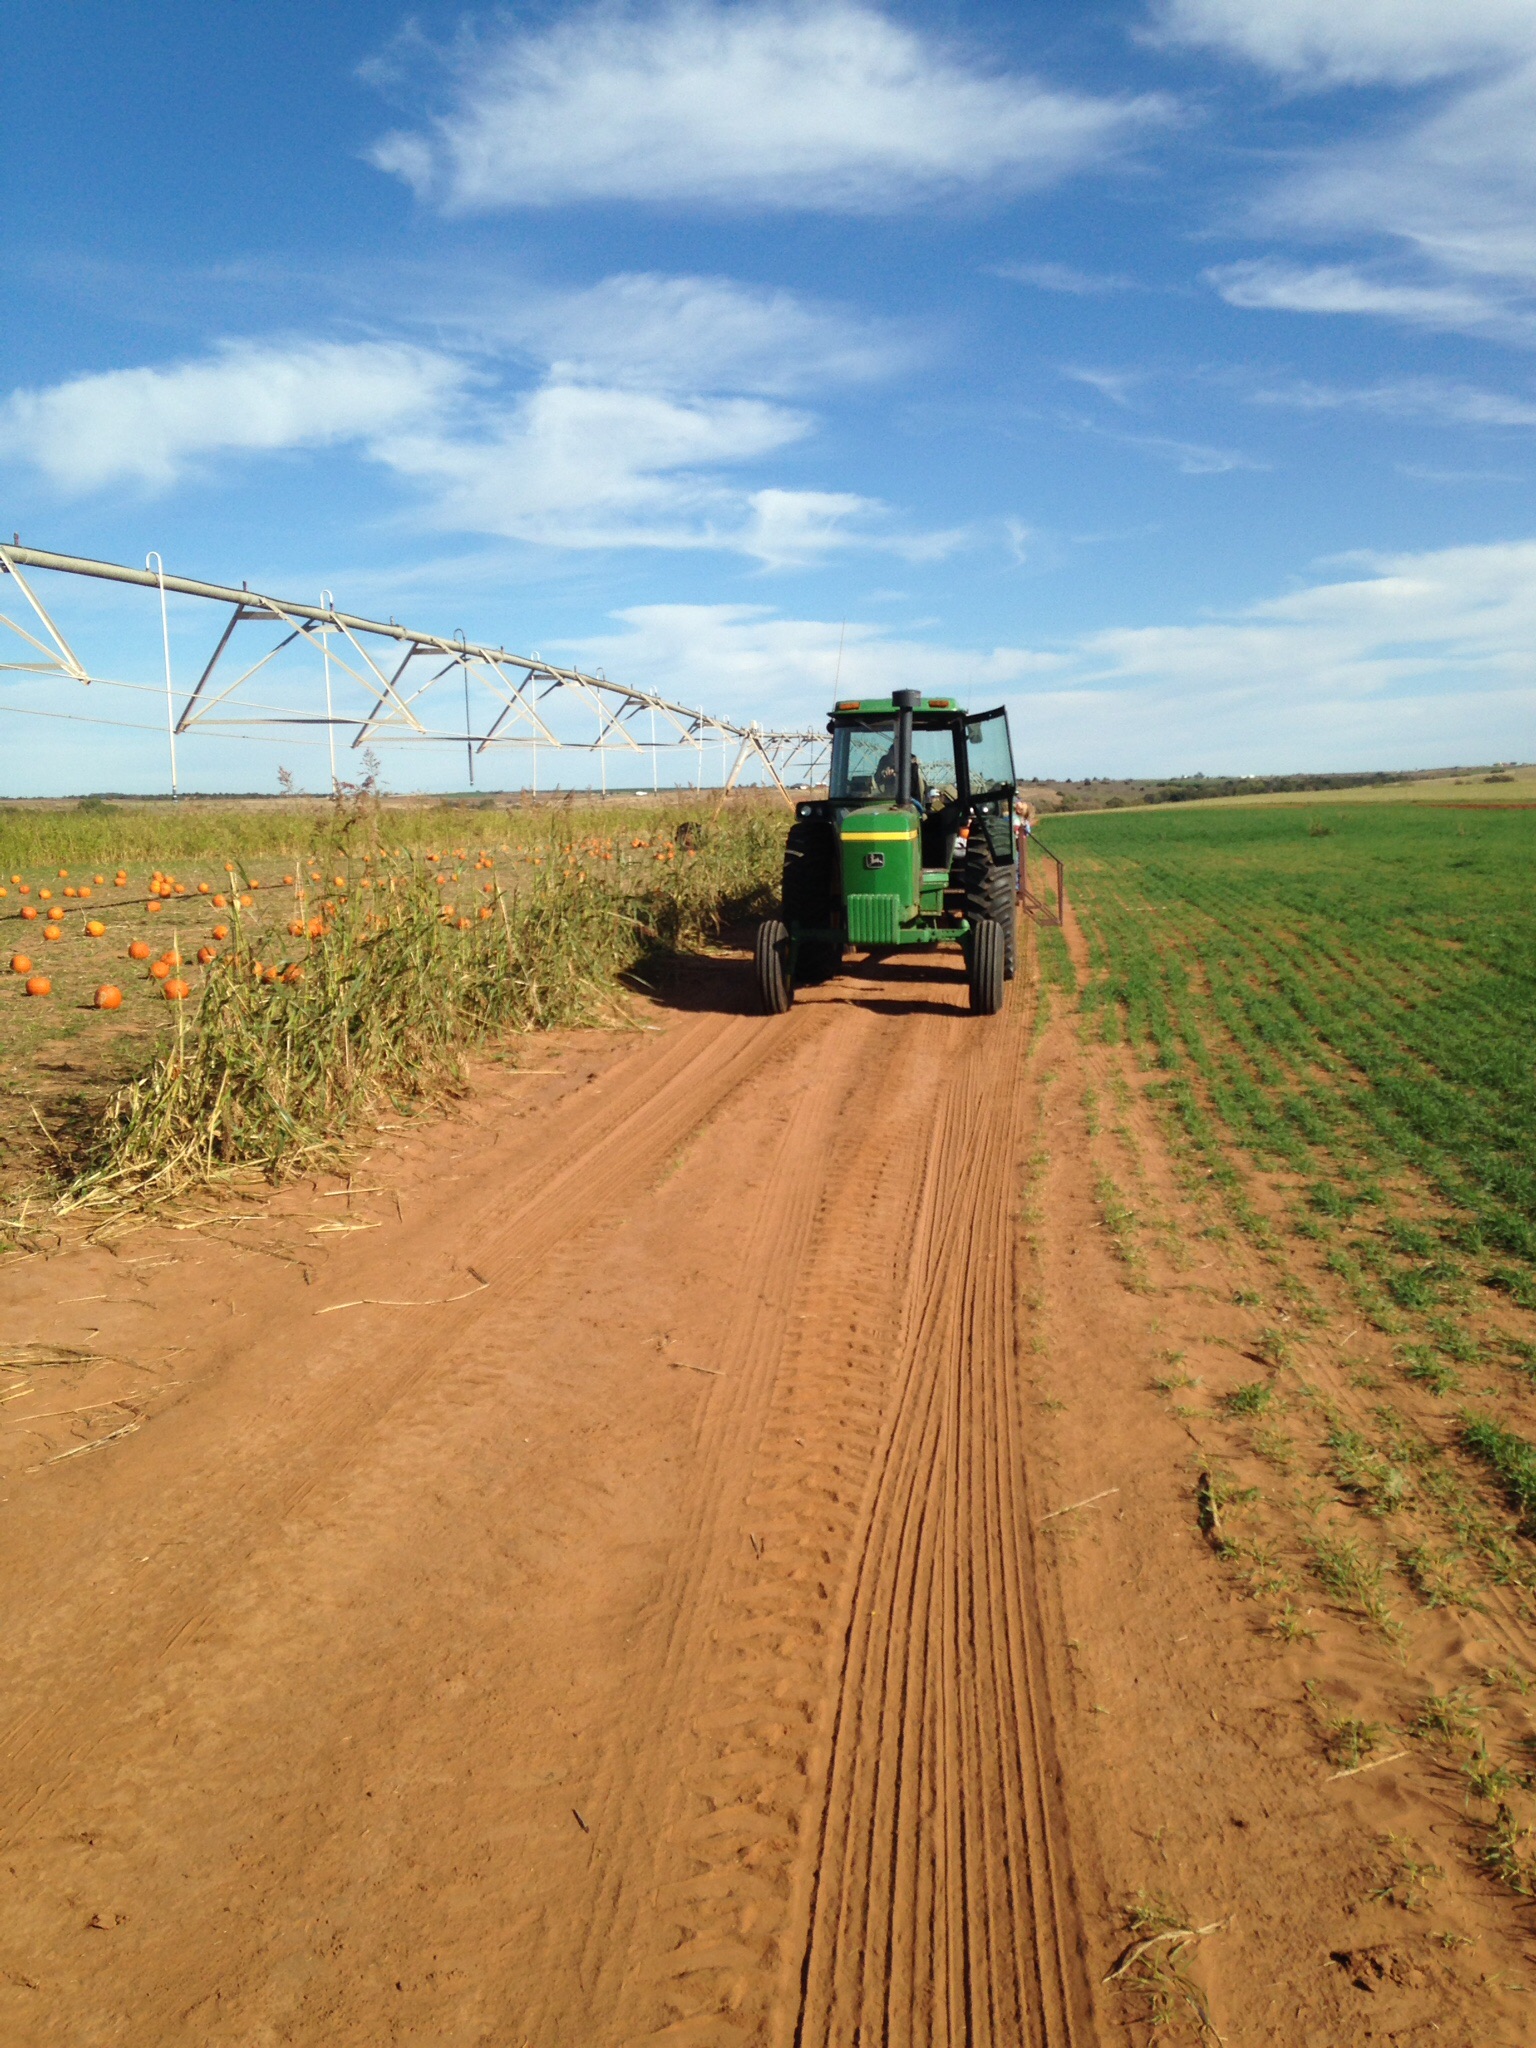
[1,928,1532,2045]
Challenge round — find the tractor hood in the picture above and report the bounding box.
[838,802,919,946]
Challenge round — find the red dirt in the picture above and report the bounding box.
[1,927,1532,2045]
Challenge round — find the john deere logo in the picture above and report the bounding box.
[863,851,885,869]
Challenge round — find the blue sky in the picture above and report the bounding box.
[3,0,1535,794]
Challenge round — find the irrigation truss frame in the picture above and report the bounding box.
[0,542,829,802]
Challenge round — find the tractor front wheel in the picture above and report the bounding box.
[755,918,794,1014]
[967,917,1005,1015]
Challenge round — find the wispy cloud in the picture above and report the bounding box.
[1151,0,1536,87]
[1206,260,1528,336]
[993,260,1139,295]
[366,1,1170,215]
[1247,373,1536,427]
[1161,6,1536,321]
[1060,366,1147,407]
[461,271,917,397]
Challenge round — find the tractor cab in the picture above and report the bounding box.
[755,689,1021,1016]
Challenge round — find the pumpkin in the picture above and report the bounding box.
[63,885,77,898]
[95,985,123,1010]
[93,873,105,885]
[78,885,92,898]
[162,977,191,1001]
[85,920,106,937]
[146,900,162,915]
[10,953,32,974]
[21,905,38,922]
[43,925,62,942]
[211,923,229,941]
[198,881,210,894]
[38,887,52,901]
[212,893,227,908]
[150,959,172,980]
[25,975,50,997]
[197,945,217,965]
[128,940,151,960]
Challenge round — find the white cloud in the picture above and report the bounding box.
[1151,1,1536,86]
[477,271,913,396]
[570,603,1061,723]
[1248,374,1536,427]
[373,381,809,551]
[0,340,467,492]
[0,275,941,562]
[563,538,1536,769]
[367,1,1168,214]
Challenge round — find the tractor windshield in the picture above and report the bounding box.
[830,719,962,802]
[829,719,892,799]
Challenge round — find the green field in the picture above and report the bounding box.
[1052,800,1536,1278]
[1052,800,1536,1605]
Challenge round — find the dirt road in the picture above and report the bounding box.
[3,935,1533,2045]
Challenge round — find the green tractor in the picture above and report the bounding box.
[755,689,1021,1016]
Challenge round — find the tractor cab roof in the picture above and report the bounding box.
[830,696,966,723]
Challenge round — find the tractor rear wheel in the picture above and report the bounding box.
[755,918,794,1014]
[781,818,842,984]
[967,916,1005,1015]
[965,844,1018,980]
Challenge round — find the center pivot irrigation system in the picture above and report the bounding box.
[0,542,829,801]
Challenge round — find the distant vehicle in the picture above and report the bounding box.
[755,689,1020,1015]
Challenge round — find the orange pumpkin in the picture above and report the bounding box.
[43,925,62,942]
[93,873,105,885]
[162,977,191,1001]
[21,905,38,922]
[128,940,152,961]
[198,881,210,894]
[95,984,123,1010]
[24,975,50,997]
[212,893,227,908]
[146,900,162,914]
[197,945,217,965]
[211,923,229,941]
[150,959,172,981]
[85,920,106,937]
[10,953,32,974]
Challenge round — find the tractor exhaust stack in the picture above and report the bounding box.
[891,688,920,808]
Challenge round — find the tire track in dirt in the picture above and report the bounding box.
[789,982,1088,2048]
[549,953,1092,2048]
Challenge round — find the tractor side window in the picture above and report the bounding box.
[965,714,1014,797]
[913,729,959,803]
[829,720,893,799]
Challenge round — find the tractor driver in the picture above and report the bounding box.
[874,743,921,802]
